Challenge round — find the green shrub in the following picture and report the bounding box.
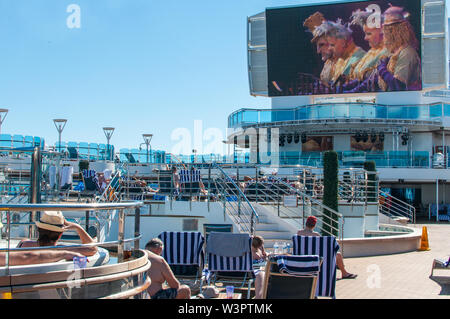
[323,151,339,236]
[364,161,377,202]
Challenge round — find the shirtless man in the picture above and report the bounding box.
[298,216,357,279]
[145,238,191,299]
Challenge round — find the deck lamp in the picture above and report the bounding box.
[287,134,293,144]
[0,108,8,136]
[301,133,307,144]
[370,133,377,143]
[53,119,67,153]
[142,134,153,163]
[103,127,115,161]
[401,134,409,146]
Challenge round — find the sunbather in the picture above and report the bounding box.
[17,211,97,257]
[145,238,191,299]
[251,235,268,299]
[297,216,357,279]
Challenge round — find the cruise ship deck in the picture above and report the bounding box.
[335,222,450,299]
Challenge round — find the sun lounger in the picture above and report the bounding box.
[292,235,340,298]
[206,232,255,299]
[158,231,206,291]
[431,256,450,276]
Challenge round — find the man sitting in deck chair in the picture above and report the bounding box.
[157,231,205,291]
[145,238,191,299]
[81,169,101,193]
[297,216,357,280]
[17,211,97,257]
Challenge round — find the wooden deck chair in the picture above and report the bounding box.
[206,232,254,299]
[158,231,205,291]
[262,255,322,299]
[292,235,340,298]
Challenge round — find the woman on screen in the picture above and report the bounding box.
[340,8,389,93]
[377,6,421,92]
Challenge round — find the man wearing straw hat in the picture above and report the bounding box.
[17,211,97,257]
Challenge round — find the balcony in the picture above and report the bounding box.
[228,103,449,129]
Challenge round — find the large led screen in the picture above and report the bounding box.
[266,0,422,97]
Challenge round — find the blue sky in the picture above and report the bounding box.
[0,0,448,154]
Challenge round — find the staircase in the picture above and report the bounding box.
[252,203,299,248]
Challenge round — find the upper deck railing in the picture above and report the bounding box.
[228,102,449,128]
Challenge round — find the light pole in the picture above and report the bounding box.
[192,149,197,163]
[53,119,67,153]
[0,109,8,136]
[103,127,115,161]
[142,134,153,163]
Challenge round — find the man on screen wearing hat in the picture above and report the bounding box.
[298,216,357,279]
[303,12,336,85]
[17,211,97,257]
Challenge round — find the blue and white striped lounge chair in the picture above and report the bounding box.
[82,169,100,192]
[263,255,322,299]
[292,235,340,298]
[179,169,202,199]
[158,231,206,289]
[206,232,255,299]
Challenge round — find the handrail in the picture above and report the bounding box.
[379,190,416,224]
[0,236,141,252]
[228,102,446,127]
[272,177,342,218]
[0,201,143,212]
[213,164,259,234]
[214,164,259,220]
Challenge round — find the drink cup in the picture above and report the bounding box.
[73,256,87,269]
[226,286,234,299]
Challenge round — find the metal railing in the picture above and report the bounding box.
[378,190,416,224]
[228,102,447,128]
[213,164,259,235]
[271,177,344,239]
[0,201,143,272]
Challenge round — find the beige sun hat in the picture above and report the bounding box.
[35,211,65,232]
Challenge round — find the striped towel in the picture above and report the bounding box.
[179,169,201,183]
[274,255,320,276]
[82,169,97,179]
[191,170,201,182]
[207,236,254,273]
[179,170,190,183]
[292,236,340,298]
[158,232,205,266]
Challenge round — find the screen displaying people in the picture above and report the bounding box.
[266,0,422,96]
